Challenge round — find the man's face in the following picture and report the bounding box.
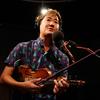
[39,13,60,39]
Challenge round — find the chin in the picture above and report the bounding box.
[46,31,54,34]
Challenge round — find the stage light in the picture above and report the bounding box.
[40,8,48,15]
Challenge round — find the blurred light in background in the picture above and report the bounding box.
[40,8,48,15]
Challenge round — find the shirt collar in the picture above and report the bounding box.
[37,37,44,47]
[37,37,56,48]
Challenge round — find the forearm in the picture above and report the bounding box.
[0,66,25,88]
[1,74,25,88]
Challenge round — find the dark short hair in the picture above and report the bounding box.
[35,8,62,31]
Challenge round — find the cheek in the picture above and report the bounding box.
[40,23,45,32]
[55,25,60,31]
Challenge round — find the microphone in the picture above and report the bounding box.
[52,31,64,48]
[52,31,75,49]
[52,31,76,63]
[52,31,100,60]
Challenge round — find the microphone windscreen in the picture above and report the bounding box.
[52,31,64,42]
[52,31,64,48]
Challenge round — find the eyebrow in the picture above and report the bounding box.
[46,16,59,21]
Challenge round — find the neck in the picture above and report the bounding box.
[39,34,44,40]
[39,34,53,52]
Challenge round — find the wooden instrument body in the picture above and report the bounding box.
[15,65,85,94]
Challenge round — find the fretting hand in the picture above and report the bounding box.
[53,76,69,94]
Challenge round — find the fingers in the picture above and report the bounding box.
[30,78,44,87]
[59,78,69,87]
[53,77,69,94]
[23,78,43,89]
[53,79,59,94]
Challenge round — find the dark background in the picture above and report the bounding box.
[0,0,100,100]
[0,0,100,60]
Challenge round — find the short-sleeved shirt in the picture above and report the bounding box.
[5,38,69,100]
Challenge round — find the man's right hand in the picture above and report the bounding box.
[22,78,44,93]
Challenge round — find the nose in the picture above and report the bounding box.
[49,21,55,26]
[49,21,55,27]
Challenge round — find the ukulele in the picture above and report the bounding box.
[17,65,85,94]
[15,49,100,94]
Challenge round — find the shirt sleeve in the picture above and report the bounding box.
[4,43,23,67]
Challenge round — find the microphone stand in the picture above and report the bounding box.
[62,41,76,63]
[62,40,100,64]
[76,46,100,58]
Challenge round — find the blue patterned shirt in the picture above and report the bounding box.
[5,38,69,100]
